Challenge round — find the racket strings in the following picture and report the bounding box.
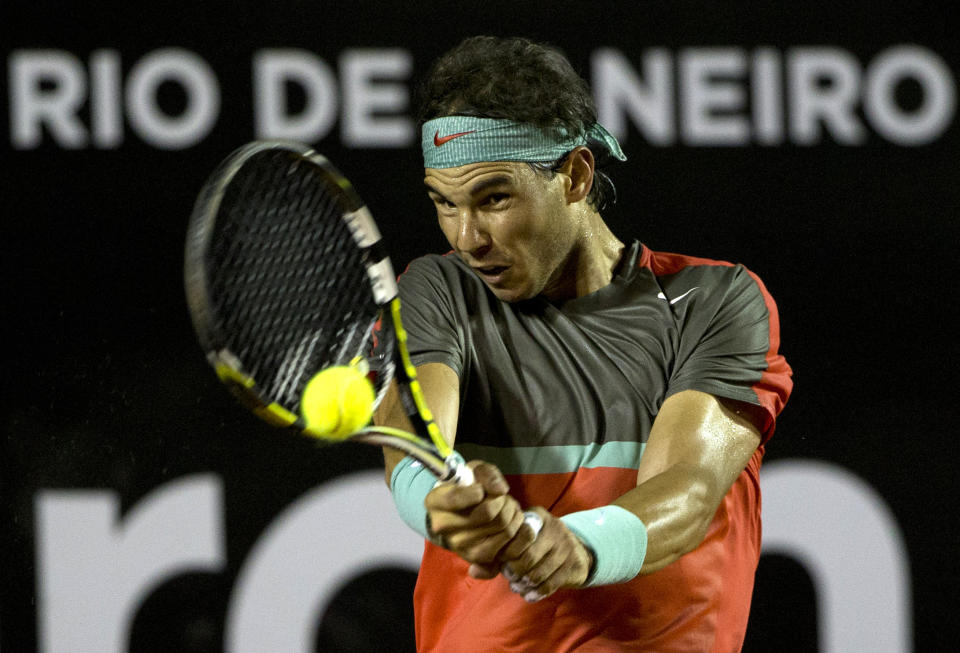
[208,151,380,410]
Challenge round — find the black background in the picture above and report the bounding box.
[3,1,958,651]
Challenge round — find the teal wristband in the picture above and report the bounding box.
[560,506,648,587]
[390,456,436,539]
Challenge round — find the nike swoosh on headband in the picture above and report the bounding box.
[434,130,476,146]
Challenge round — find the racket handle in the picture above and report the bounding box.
[441,452,475,486]
[502,511,546,600]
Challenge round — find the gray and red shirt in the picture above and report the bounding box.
[399,240,792,652]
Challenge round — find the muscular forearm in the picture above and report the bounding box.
[376,362,461,487]
[606,390,762,575]
[611,462,720,574]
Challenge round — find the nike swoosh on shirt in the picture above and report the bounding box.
[657,287,700,305]
[433,130,476,146]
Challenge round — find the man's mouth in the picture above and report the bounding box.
[473,265,509,282]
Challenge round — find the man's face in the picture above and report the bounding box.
[424,161,579,302]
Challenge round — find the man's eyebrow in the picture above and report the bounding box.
[423,181,448,202]
[468,175,513,197]
[424,175,514,202]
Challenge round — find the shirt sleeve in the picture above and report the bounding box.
[395,255,466,377]
[665,264,792,441]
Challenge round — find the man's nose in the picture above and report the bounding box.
[456,210,491,257]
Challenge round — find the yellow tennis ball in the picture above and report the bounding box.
[300,366,375,441]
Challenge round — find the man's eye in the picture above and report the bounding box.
[487,193,509,205]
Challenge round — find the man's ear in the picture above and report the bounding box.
[559,146,595,205]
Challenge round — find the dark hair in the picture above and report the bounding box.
[416,36,618,212]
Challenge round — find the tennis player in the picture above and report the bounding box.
[378,35,793,652]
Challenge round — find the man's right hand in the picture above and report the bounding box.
[424,460,532,573]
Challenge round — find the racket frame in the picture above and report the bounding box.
[185,140,468,482]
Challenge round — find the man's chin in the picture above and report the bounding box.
[485,281,535,303]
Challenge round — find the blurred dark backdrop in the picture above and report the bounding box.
[3,2,957,651]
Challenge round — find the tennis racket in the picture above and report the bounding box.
[184,140,473,485]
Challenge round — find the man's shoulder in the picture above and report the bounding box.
[402,251,467,283]
[639,244,762,287]
[399,251,479,302]
[403,251,467,275]
[635,244,769,311]
[640,245,738,277]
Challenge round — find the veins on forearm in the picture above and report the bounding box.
[612,462,718,574]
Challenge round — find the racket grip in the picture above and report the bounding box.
[441,452,475,486]
[502,511,546,600]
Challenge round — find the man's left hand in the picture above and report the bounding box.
[480,506,594,602]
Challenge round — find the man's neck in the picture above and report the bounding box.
[543,212,624,302]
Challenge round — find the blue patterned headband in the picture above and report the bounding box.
[421,116,627,169]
